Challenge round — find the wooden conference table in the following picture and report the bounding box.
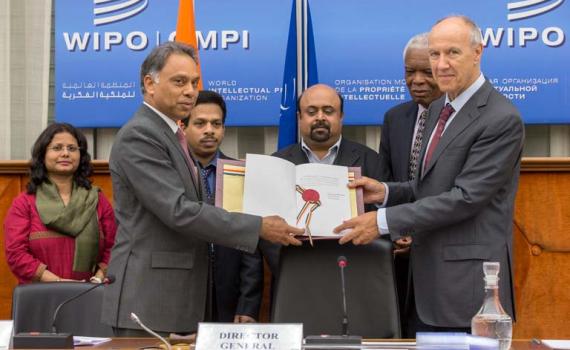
[77,338,545,350]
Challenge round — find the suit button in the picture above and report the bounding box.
[531,244,542,256]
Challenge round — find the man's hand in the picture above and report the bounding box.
[334,211,380,245]
[260,216,303,246]
[394,236,412,255]
[234,315,256,323]
[348,177,386,204]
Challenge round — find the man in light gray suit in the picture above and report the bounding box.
[101,42,303,335]
[335,15,523,334]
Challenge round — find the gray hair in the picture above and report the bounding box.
[433,15,483,47]
[140,41,197,94]
[402,32,429,62]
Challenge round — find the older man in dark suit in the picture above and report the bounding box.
[379,32,443,183]
[335,15,523,334]
[102,42,303,336]
[378,32,443,336]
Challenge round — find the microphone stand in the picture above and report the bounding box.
[51,281,109,333]
[13,276,115,349]
[130,313,172,350]
[339,257,349,337]
[305,256,362,346]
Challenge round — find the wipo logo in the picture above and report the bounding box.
[93,0,148,26]
[507,0,565,21]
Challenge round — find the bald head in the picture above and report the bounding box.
[298,84,344,114]
[297,84,344,153]
[428,16,483,100]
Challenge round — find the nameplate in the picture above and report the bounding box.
[0,321,13,350]
[195,323,303,350]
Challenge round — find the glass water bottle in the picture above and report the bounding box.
[471,261,512,350]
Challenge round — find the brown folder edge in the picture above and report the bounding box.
[215,158,245,208]
[348,166,365,216]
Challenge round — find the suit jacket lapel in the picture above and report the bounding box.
[219,151,230,160]
[419,97,444,179]
[334,139,360,167]
[399,103,419,176]
[421,82,492,179]
[285,144,310,165]
[141,105,201,198]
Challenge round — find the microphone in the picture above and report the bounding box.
[51,275,115,333]
[130,313,172,350]
[13,275,115,349]
[337,255,349,336]
[304,256,362,346]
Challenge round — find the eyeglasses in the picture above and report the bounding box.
[47,145,81,153]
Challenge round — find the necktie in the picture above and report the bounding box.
[423,103,455,172]
[176,127,199,183]
[200,167,215,205]
[408,110,428,180]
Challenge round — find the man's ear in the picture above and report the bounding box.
[143,75,156,96]
[473,43,483,65]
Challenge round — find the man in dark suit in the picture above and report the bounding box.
[181,90,263,323]
[102,42,303,335]
[378,32,443,336]
[335,16,523,334]
[263,83,382,273]
[379,32,443,183]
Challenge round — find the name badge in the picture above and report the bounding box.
[195,323,303,350]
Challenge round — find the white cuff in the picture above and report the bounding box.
[376,208,390,235]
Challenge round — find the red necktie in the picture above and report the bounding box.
[423,103,454,172]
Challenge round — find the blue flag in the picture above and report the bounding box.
[277,0,298,150]
[306,1,318,88]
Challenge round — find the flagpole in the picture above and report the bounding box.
[302,0,308,91]
[297,0,303,144]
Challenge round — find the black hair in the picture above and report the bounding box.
[27,123,93,194]
[181,90,227,127]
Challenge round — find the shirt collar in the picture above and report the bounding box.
[144,101,179,134]
[199,151,220,170]
[446,73,485,114]
[301,136,342,161]
[417,104,427,119]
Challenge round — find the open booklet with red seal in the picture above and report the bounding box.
[215,154,364,244]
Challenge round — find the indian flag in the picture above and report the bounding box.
[175,0,203,90]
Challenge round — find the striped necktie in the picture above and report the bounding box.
[409,110,428,180]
